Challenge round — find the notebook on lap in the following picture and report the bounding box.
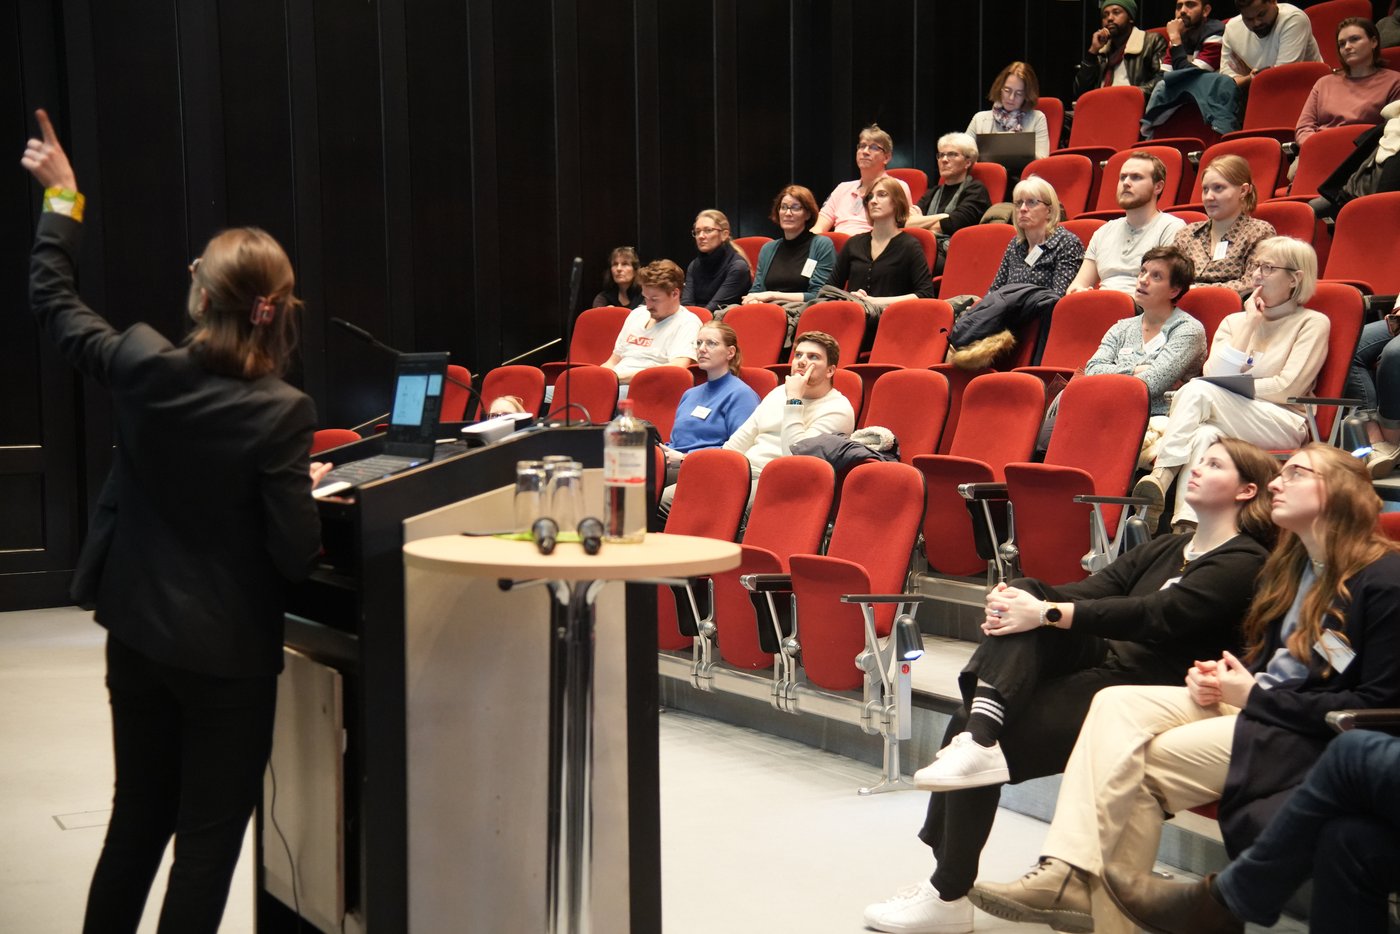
[314,351,450,495]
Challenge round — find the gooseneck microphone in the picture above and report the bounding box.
[330,317,482,412]
[533,517,560,555]
[577,517,604,555]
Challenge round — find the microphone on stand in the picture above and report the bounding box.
[563,257,584,427]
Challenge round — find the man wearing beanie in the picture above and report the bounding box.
[1072,1,1167,100]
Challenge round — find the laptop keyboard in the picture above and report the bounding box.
[317,454,424,488]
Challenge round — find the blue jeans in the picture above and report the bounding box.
[1215,729,1400,933]
[83,635,277,934]
[1345,319,1400,423]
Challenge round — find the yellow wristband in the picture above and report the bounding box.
[43,187,85,222]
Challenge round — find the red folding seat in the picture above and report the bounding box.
[859,369,950,461]
[888,168,929,205]
[549,365,618,424]
[440,365,475,421]
[973,375,1149,585]
[541,305,631,385]
[722,302,787,368]
[732,236,770,276]
[1018,155,1095,219]
[933,225,1016,298]
[970,161,1008,203]
[710,457,835,670]
[1015,290,1137,387]
[477,364,546,418]
[1322,192,1400,296]
[846,298,954,393]
[626,366,694,442]
[913,372,1046,578]
[1176,286,1243,346]
[1220,63,1332,145]
[656,449,754,650]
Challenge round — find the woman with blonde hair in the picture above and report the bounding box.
[966,61,1051,157]
[682,208,752,311]
[1135,236,1328,533]
[947,176,1085,368]
[22,110,324,933]
[971,443,1400,934]
[1171,154,1276,296]
[662,321,760,483]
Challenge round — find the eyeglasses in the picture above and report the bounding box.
[694,338,724,350]
[936,151,965,161]
[1250,262,1298,276]
[1001,87,1026,99]
[691,227,721,237]
[1278,464,1319,485]
[1014,198,1046,210]
[856,143,887,153]
[188,257,202,277]
[777,203,805,214]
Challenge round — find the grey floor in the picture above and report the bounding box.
[0,606,1298,933]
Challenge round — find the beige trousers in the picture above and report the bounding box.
[1040,684,1239,934]
[1153,380,1307,525]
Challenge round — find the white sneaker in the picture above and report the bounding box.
[912,732,1010,791]
[864,880,974,933]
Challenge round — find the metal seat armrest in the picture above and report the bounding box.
[1075,493,1153,506]
[1326,708,1400,732]
[740,573,793,593]
[840,594,934,605]
[1287,395,1364,408]
[958,481,1009,502]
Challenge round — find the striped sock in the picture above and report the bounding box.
[967,685,1006,747]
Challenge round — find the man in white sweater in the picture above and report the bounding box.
[1220,0,1322,90]
[657,330,855,518]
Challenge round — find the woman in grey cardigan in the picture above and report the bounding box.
[1038,245,1206,450]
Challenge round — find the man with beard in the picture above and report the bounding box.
[1162,0,1225,72]
[1220,0,1322,90]
[1072,1,1168,100]
[1067,152,1185,295]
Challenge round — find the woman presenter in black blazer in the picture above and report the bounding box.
[22,110,328,934]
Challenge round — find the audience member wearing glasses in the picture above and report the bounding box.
[965,61,1051,157]
[681,209,752,312]
[660,322,760,485]
[812,124,912,236]
[743,185,836,305]
[1134,236,1328,534]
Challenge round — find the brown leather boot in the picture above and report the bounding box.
[1101,863,1243,934]
[968,857,1093,933]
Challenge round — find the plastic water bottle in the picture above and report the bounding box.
[603,399,647,542]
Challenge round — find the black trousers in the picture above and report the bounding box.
[84,634,277,934]
[917,581,1161,899]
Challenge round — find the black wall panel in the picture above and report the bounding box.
[5,0,1222,612]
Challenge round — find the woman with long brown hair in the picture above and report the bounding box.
[23,110,326,933]
[970,443,1400,934]
[864,438,1276,934]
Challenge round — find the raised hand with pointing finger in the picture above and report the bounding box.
[20,109,77,192]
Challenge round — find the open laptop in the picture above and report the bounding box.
[976,131,1038,180]
[314,351,450,495]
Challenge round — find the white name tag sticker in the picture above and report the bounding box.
[690,405,712,420]
[1315,629,1355,673]
[1212,240,1229,261]
[801,257,818,277]
[1024,245,1043,266]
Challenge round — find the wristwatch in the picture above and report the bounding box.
[1040,604,1062,627]
[785,398,804,406]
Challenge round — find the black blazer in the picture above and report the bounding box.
[29,213,322,678]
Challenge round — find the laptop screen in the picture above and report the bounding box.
[385,352,449,454]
